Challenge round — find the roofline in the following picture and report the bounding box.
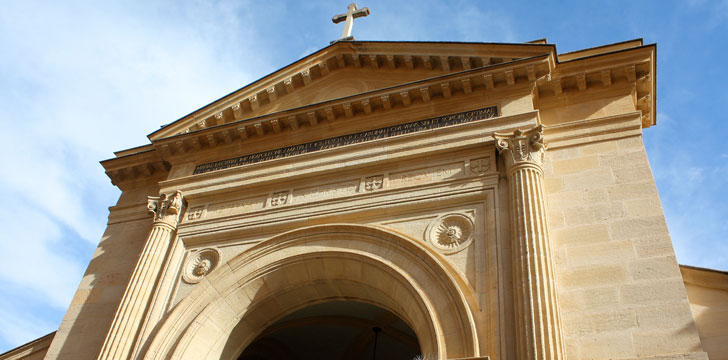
[680,264,728,275]
[148,40,557,139]
[151,53,551,144]
[558,38,643,58]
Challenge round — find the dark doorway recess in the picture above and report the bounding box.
[238,301,420,360]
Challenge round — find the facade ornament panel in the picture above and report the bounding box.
[364,175,384,191]
[425,213,475,254]
[182,248,221,284]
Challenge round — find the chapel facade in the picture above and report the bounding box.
[3,37,726,360]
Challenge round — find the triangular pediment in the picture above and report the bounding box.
[149,41,556,140]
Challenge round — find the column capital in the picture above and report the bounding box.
[147,190,184,227]
[495,125,546,172]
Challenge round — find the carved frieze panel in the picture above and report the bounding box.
[293,181,359,204]
[388,162,464,188]
[364,175,384,191]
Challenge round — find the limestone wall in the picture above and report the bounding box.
[545,134,704,359]
[681,265,728,360]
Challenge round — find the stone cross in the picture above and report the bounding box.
[332,3,370,42]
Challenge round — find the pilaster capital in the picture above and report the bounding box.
[495,125,546,173]
[147,190,184,227]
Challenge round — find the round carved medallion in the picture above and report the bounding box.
[182,248,220,284]
[425,213,475,254]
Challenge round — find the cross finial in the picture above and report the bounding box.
[331,3,370,43]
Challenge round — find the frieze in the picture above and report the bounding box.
[206,196,267,218]
[293,181,359,203]
[389,162,464,188]
[193,106,498,174]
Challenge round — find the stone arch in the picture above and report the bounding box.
[144,224,479,360]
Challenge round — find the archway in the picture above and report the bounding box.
[238,300,420,360]
[144,224,479,360]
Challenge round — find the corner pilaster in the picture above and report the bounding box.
[495,126,565,360]
[97,191,184,360]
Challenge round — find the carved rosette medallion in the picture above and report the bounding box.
[182,248,220,284]
[425,213,475,254]
[147,190,184,227]
[494,125,546,173]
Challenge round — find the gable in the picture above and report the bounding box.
[148,41,556,140]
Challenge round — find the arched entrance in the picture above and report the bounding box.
[144,224,479,360]
[238,301,420,360]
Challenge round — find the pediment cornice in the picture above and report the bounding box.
[148,41,557,140]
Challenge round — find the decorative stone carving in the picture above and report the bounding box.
[186,206,205,221]
[469,157,491,175]
[495,125,545,173]
[182,248,220,284]
[270,191,289,206]
[364,175,384,191]
[425,213,475,254]
[147,190,184,226]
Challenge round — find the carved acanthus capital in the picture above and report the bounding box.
[495,125,546,172]
[147,190,184,226]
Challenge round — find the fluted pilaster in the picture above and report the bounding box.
[495,126,564,360]
[98,191,184,360]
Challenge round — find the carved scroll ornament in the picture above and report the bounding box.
[494,125,545,171]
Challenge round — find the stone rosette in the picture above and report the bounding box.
[425,213,475,254]
[182,248,221,284]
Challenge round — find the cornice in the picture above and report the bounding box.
[149,41,555,140]
[536,44,656,128]
[150,55,551,162]
[543,111,643,149]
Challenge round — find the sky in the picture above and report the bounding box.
[0,0,726,353]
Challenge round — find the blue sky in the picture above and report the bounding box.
[0,0,726,353]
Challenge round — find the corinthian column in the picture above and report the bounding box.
[98,191,184,360]
[495,126,564,360]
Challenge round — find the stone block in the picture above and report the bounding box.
[629,256,681,281]
[560,265,628,289]
[543,177,564,193]
[633,330,703,357]
[563,309,637,336]
[577,332,636,359]
[620,279,688,306]
[634,236,675,258]
[610,216,669,240]
[579,140,618,155]
[562,201,625,226]
[560,286,620,312]
[636,302,697,330]
[552,155,599,175]
[624,197,663,217]
[607,182,659,201]
[599,150,648,169]
[566,240,635,267]
[553,223,611,247]
[613,166,654,184]
[562,168,615,190]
